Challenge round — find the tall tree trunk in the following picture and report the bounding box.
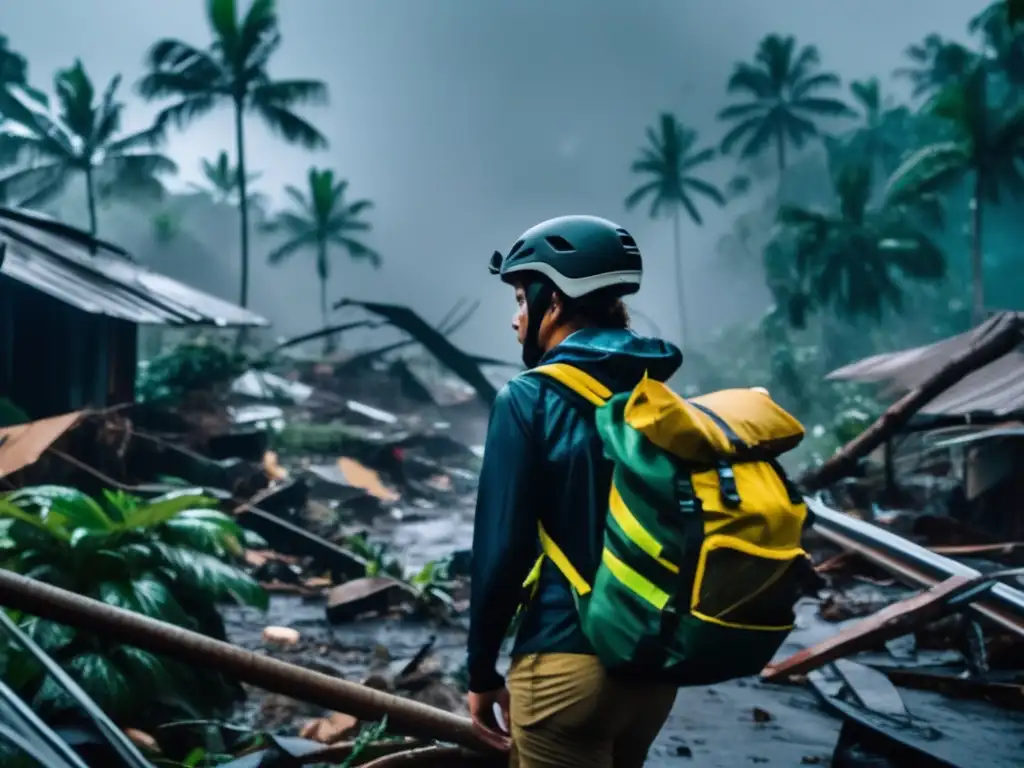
[970,174,985,325]
[234,103,251,309]
[233,102,251,352]
[319,242,334,356]
[776,134,787,175]
[671,206,689,348]
[85,167,98,241]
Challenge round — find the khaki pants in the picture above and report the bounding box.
[507,653,677,768]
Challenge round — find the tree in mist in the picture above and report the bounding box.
[0,36,32,166]
[262,167,380,355]
[773,160,946,331]
[0,60,176,236]
[894,34,976,100]
[625,113,724,347]
[970,1,1024,85]
[137,0,328,309]
[885,61,1024,324]
[844,78,914,175]
[187,149,268,214]
[0,36,28,102]
[717,34,853,173]
[189,150,262,205]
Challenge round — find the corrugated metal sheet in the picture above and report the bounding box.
[827,312,1024,417]
[0,207,267,327]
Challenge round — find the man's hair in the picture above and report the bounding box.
[559,287,630,330]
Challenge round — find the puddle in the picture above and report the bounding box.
[377,509,473,572]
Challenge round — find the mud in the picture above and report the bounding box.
[225,498,1024,766]
[223,596,846,766]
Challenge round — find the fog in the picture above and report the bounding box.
[3,0,985,358]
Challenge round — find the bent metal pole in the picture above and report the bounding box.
[0,569,495,754]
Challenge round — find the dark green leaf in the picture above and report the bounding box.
[123,490,216,531]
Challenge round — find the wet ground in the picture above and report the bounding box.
[225,503,1024,766]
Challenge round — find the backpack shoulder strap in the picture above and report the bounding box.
[513,362,605,602]
[531,363,613,407]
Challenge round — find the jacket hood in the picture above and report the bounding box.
[538,327,682,392]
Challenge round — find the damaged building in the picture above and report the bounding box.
[826,311,1024,541]
[0,207,267,420]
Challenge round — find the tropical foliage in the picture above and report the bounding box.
[717,33,854,171]
[625,113,724,346]
[0,60,175,235]
[772,159,946,329]
[885,59,1024,323]
[0,486,266,728]
[263,167,381,353]
[188,150,266,209]
[894,35,975,100]
[137,339,249,406]
[137,0,328,309]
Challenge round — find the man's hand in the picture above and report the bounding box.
[467,687,512,752]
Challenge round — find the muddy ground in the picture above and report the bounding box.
[223,481,1024,765]
[222,499,849,766]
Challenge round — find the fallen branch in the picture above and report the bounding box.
[800,312,1024,492]
[266,320,383,357]
[334,298,501,405]
[0,570,496,755]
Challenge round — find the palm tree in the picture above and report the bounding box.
[187,150,269,218]
[717,34,853,173]
[970,1,1024,85]
[0,60,175,236]
[0,36,31,165]
[772,160,946,329]
[894,34,976,100]
[137,0,328,309]
[625,113,725,347]
[188,150,261,205]
[845,78,913,174]
[885,61,1024,323]
[0,36,28,98]
[262,168,380,354]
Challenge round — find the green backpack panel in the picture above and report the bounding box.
[512,363,810,686]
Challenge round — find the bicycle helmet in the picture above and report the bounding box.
[489,215,643,367]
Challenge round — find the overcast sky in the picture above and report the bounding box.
[4,0,986,359]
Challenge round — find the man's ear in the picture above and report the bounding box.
[545,291,564,325]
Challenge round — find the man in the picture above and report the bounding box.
[467,215,682,767]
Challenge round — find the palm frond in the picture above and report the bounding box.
[252,79,328,108]
[331,235,383,268]
[152,95,218,132]
[265,231,315,264]
[719,115,762,155]
[882,141,968,203]
[624,180,657,211]
[793,96,856,117]
[250,101,327,149]
[137,40,224,100]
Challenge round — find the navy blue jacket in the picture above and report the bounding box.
[466,328,683,692]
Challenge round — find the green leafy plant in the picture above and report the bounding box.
[137,341,249,406]
[0,486,267,727]
[341,534,458,615]
[343,532,404,580]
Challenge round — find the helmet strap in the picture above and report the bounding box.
[522,279,554,368]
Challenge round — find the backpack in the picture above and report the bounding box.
[515,362,810,686]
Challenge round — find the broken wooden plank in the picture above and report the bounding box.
[236,506,368,581]
[762,573,999,682]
